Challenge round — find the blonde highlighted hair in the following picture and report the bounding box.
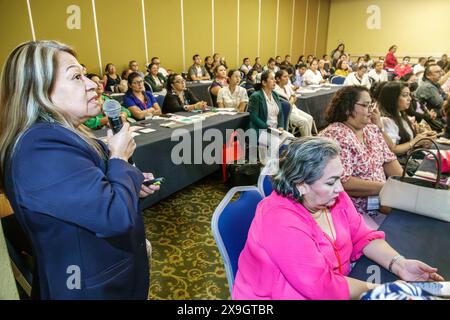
[0,40,103,191]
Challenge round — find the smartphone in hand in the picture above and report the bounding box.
[143,177,165,186]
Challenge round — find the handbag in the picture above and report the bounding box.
[380,138,450,222]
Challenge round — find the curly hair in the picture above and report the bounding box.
[325,86,370,124]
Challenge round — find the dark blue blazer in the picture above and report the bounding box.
[4,122,149,299]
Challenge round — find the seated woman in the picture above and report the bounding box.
[319,86,403,228]
[84,74,130,129]
[123,72,162,120]
[274,69,314,136]
[217,69,248,112]
[343,65,371,89]
[377,81,436,155]
[334,60,350,77]
[162,73,207,113]
[144,62,167,95]
[233,137,442,300]
[303,59,325,85]
[394,56,412,79]
[209,65,228,108]
[318,59,331,80]
[242,69,258,96]
[102,63,121,93]
[368,61,388,83]
[204,56,215,79]
[248,70,293,162]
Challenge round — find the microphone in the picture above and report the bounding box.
[103,99,123,134]
[102,99,134,165]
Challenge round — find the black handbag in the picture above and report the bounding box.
[225,162,261,188]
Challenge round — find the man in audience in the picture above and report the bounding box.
[187,54,210,81]
[293,63,308,87]
[275,56,282,68]
[240,57,252,76]
[416,64,448,116]
[437,54,448,70]
[281,55,293,69]
[129,60,144,78]
[413,57,426,83]
[151,57,169,77]
[264,58,279,73]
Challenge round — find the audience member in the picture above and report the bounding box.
[242,69,258,96]
[334,60,351,77]
[210,64,228,108]
[384,45,398,70]
[264,57,280,73]
[293,63,308,87]
[274,70,314,136]
[204,55,214,79]
[217,69,248,111]
[84,74,130,129]
[187,54,210,81]
[368,61,388,83]
[144,63,167,95]
[123,72,162,120]
[318,59,331,80]
[151,57,169,77]
[437,54,448,70]
[240,57,252,75]
[344,65,371,89]
[232,137,441,300]
[320,86,403,228]
[253,57,263,73]
[102,63,121,93]
[331,43,345,67]
[394,56,412,79]
[281,55,294,69]
[416,64,448,113]
[303,59,325,85]
[128,60,145,78]
[378,82,435,155]
[162,73,207,113]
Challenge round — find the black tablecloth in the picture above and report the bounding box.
[349,209,450,283]
[93,112,249,208]
[295,86,342,129]
[186,81,213,107]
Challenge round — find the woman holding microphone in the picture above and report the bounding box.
[0,41,159,299]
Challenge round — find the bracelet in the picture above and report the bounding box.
[388,254,405,273]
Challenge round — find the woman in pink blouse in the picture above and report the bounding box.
[233,137,443,300]
[233,137,443,299]
[320,86,403,228]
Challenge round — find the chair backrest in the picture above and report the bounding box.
[257,173,274,197]
[330,76,345,85]
[155,94,165,106]
[4,235,33,298]
[280,99,291,130]
[211,186,263,296]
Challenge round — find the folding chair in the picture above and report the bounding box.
[211,186,263,297]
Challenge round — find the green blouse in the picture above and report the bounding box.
[84,94,131,129]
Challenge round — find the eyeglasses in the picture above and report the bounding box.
[132,80,144,85]
[355,102,375,109]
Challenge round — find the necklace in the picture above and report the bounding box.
[322,208,343,274]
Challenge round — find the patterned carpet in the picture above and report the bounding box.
[142,172,232,300]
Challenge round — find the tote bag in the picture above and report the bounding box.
[380,138,450,222]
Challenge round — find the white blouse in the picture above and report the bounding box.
[263,91,279,128]
[303,69,323,85]
[217,86,249,109]
[382,116,414,145]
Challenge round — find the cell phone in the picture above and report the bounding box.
[142,177,165,186]
[409,282,450,297]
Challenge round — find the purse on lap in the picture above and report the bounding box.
[380,138,450,222]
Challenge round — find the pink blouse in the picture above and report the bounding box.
[320,123,397,215]
[232,191,385,300]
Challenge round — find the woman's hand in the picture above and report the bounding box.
[370,104,383,129]
[395,258,444,282]
[140,172,160,198]
[107,122,136,162]
[413,131,437,148]
[120,112,128,123]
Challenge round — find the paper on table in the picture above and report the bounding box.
[217,111,238,115]
[131,132,140,137]
[139,128,156,134]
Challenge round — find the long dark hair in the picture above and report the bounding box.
[377,82,416,144]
